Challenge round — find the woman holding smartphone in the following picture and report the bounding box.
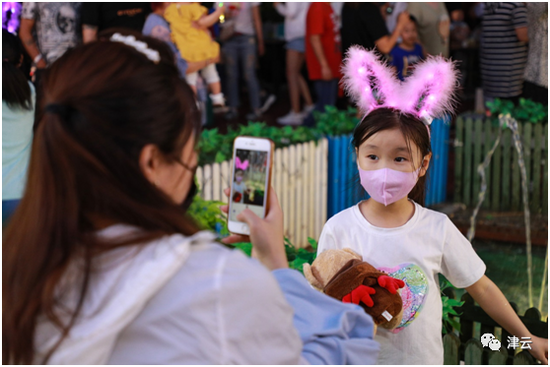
[3,30,378,364]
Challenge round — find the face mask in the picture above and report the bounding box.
[236,176,243,183]
[358,166,421,206]
[180,178,198,211]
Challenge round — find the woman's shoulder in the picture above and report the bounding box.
[162,232,278,297]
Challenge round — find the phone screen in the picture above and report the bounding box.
[230,149,268,221]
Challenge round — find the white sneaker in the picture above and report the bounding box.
[259,94,277,114]
[277,111,303,125]
[302,104,315,116]
[210,93,225,105]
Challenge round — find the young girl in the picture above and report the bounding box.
[317,46,548,364]
[165,2,226,109]
[232,169,249,202]
[389,16,425,81]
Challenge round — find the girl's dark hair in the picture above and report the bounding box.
[3,29,201,364]
[2,29,32,110]
[352,107,431,205]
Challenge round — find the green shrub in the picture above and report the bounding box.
[486,98,547,125]
[197,107,359,165]
[440,276,464,335]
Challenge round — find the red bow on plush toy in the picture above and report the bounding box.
[342,276,405,308]
[378,275,405,294]
[342,285,376,306]
[232,192,242,203]
[303,248,406,330]
[324,259,405,328]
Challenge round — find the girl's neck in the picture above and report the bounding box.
[359,197,415,228]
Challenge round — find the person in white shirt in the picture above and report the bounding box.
[317,49,548,364]
[3,29,379,365]
[274,2,314,125]
[2,30,35,224]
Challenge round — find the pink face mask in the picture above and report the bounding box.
[236,176,243,183]
[358,166,421,206]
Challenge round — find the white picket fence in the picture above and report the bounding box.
[196,138,329,248]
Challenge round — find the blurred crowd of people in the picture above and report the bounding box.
[7,3,548,125]
[2,2,548,218]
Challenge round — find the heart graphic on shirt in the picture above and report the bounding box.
[377,263,428,333]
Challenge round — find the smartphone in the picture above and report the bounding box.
[227,136,274,235]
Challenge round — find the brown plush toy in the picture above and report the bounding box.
[303,248,405,330]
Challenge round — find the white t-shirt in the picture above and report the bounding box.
[275,2,310,41]
[317,201,486,365]
[227,2,260,36]
[232,181,247,195]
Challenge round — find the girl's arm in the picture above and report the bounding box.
[466,275,548,364]
[197,5,225,28]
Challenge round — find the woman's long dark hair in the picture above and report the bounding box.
[352,107,432,205]
[3,29,201,364]
[2,29,32,110]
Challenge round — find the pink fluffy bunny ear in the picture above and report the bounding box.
[400,55,459,124]
[341,46,399,115]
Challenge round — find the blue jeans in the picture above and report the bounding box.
[304,79,339,126]
[222,35,261,110]
[3,199,20,226]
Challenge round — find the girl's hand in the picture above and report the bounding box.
[529,335,548,364]
[220,187,288,270]
[217,4,226,14]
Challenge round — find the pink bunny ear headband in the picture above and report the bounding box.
[341,46,459,131]
[235,157,249,170]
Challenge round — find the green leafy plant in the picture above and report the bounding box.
[313,106,360,136]
[486,98,548,125]
[187,193,318,271]
[197,108,359,166]
[187,193,229,236]
[285,237,318,272]
[440,277,464,334]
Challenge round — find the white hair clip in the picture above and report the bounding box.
[110,33,160,64]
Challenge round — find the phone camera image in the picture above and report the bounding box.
[230,149,268,222]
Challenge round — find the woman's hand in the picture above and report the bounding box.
[220,187,288,270]
[529,335,548,364]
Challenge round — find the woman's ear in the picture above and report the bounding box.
[139,144,162,185]
[419,152,432,177]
